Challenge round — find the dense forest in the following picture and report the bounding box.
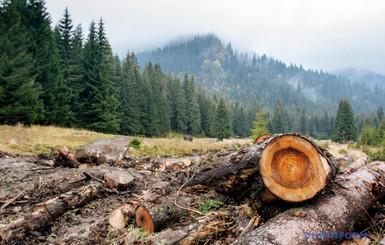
[1,0,385,149]
[137,34,385,114]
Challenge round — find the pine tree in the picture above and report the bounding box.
[183,74,201,135]
[168,76,187,133]
[78,20,120,133]
[55,8,84,126]
[25,0,69,125]
[211,96,232,140]
[197,85,214,137]
[250,104,269,141]
[0,0,44,124]
[119,52,142,135]
[292,100,302,133]
[272,99,287,133]
[332,98,358,143]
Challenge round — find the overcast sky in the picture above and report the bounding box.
[45,0,385,75]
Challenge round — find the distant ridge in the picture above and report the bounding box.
[137,34,385,113]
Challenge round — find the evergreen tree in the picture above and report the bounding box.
[292,100,302,133]
[183,74,201,135]
[119,52,142,135]
[233,103,248,137]
[272,99,287,133]
[250,104,269,141]
[168,76,187,132]
[55,8,84,125]
[0,0,44,124]
[197,85,215,137]
[377,106,384,123]
[300,107,307,134]
[332,98,358,143]
[78,20,120,133]
[25,0,69,125]
[211,96,232,140]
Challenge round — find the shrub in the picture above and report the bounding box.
[129,138,141,149]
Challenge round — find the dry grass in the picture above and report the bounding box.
[0,124,116,155]
[129,137,252,158]
[315,139,367,160]
[0,124,252,157]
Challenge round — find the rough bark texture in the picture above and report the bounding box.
[186,133,337,203]
[135,195,193,233]
[57,146,80,168]
[237,161,385,245]
[109,204,136,230]
[0,181,103,242]
[254,133,273,144]
[103,170,135,190]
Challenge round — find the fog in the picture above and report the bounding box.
[45,0,385,75]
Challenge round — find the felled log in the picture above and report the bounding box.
[57,146,80,168]
[135,194,195,233]
[0,181,103,242]
[109,204,136,230]
[103,170,134,191]
[236,161,385,245]
[254,133,273,144]
[186,133,337,203]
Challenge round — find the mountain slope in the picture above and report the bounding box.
[137,34,385,114]
[333,68,385,90]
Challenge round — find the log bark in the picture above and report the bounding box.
[57,146,80,168]
[135,195,191,233]
[254,133,273,144]
[186,133,337,203]
[109,204,136,230]
[103,170,135,191]
[0,181,103,242]
[236,161,385,245]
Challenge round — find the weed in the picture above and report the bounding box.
[338,149,348,155]
[321,142,330,149]
[199,200,224,214]
[128,138,141,149]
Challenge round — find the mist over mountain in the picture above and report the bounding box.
[137,34,385,114]
[332,68,385,90]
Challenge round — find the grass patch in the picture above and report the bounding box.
[0,124,116,155]
[128,138,141,149]
[338,149,348,155]
[128,138,250,158]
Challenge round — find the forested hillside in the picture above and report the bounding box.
[137,34,385,114]
[0,1,230,138]
[2,1,385,142]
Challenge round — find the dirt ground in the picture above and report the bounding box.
[0,138,383,245]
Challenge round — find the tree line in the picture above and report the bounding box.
[1,1,384,145]
[0,1,235,139]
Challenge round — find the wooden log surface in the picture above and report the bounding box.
[0,181,103,242]
[57,146,80,168]
[236,161,385,245]
[186,133,337,203]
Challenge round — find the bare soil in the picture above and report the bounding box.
[0,139,383,245]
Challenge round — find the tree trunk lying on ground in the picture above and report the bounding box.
[236,161,385,245]
[0,181,103,242]
[186,133,337,203]
[57,146,80,168]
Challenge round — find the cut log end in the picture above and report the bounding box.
[254,133,273,144]
[136,205,154,233]
[260,134,331,202]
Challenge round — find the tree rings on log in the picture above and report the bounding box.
[254,133,273,144]
[259,134,331,202]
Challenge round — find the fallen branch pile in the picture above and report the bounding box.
[1,133,383,245]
